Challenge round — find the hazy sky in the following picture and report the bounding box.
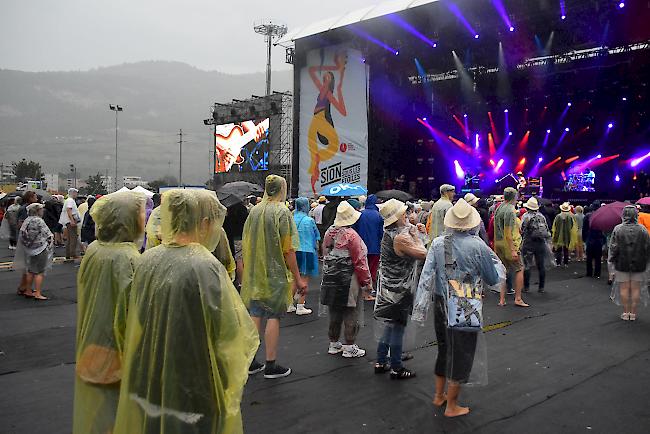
[1,0,381,73]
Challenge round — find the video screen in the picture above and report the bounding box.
[214,118,269,173]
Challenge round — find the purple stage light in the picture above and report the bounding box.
[508,131,513,136]
[491,0,514,33]
[422,117,427,121]
[565,127,570,132]
[474,34,480,39]
[567,102,572,107]
[504,109,508,113]
[631,152,650,168]
[495,159,505,171]
[475,133,480,149]
[608,122,614,129]
[538,157,544,162]
[395,50,399,56]
[350,26,398,55]
[463,114,468,118]
[446,3,479,39]
[596,154,602,159]
[618,2,625,8]
[509,26,515,32]
[561,15,566,20]
[622,97,627,101]
[454,160,465,179]
[388,15,438,49]
[546,129,551,134]
[615,174,620,182]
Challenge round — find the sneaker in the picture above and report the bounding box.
[8,245,16,251]
[507,288,515,295]
[390,367,416,380]
[296,304,312,315]
[248,360,265,375]
[342,344,366,358]
[286,304,297,313]
[328,341,343,355]
[264,363,292,379]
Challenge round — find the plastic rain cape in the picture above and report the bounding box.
[241,175,300,313]
[413,227,506,386]
[145,206,162,249]
[113,189,259,434]
[73,192,145,434]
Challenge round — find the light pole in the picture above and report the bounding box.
[109,104,123,191]
[254,21,288,95]
[70,164,77,189]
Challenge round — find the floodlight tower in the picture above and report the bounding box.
[254,20,288,95]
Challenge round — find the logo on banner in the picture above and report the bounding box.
[321,162,361,186]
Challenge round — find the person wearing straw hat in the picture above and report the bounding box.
[415,199,503,417]
[464,193,488,244]
[552,202,575,267]
[320,201,372,358]
[521,197,551,293]
[374,199,427,380]
[494,187,529,307]
[426,184,455,240]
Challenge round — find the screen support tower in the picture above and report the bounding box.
[254,20,288,96]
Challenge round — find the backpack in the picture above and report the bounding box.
[526,213,549,241]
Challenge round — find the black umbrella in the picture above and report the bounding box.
[216,182,263,207]
[374,189,413,202]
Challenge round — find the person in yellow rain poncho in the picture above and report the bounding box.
[73,191,146,434]
[113,189,259,434]
[144,205,162,249]
[241,175,306,379]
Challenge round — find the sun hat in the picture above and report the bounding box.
[378,198,408,228]
[560,202,571,212]
[334,201,361,227]
[26,202,45,215]
[463,192,479,206]
[440,184,455,194]
[444,199,481,231]
[318,196,327,204]
[524,197,540,211]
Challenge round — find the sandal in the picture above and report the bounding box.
[514,301,530,308]
[498,302,507,307]
[374,363,390,374]
[16,288,28,296]
[390,367,416,380]
[33,294,48,301]
[629,314,636,321]
[23,291,36,298]
[620,313,630,321]
[432,393,447,407]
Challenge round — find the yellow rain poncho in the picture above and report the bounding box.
[214,227,236,281]
[241,175,300,313]
[73,191,146,434]
[144,206,162,249]
[114,189,259,434]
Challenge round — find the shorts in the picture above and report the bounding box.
[26,249,51,274]
[496,246,524,273]
[234,239,243,261]
[296,251,319,276]
[248,300,285,319]
[614,271,646,283]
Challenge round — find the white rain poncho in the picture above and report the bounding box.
[113,189,259,434]
[73,191,146,434]
[14,209,54,275]
[414,228,505,385]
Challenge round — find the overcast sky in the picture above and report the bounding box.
[1,0,382,73]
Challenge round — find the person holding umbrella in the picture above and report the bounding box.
[608,205,650,321]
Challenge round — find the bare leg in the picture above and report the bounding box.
[445,382,470,417]
[629,281,641,315]
[265,319,280,361]
[433,375,447,406]
[24,273,34,295]
[32,274,47,299]
[18,273,29,292]
[514,270,529,306]
[619,281,631,315]
[499,281,506,305]
[299,276,309,304]
[235,259,244,287]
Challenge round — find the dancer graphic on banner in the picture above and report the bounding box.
[307,52,348,194]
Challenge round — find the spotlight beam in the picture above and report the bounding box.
[388,15,437,48]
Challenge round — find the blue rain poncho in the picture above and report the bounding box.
[73,191,146,434]
[113,189,258,434]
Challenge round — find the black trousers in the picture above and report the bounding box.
[433,295,477,384]
[585,244,602,277]
[524,241,547,289]
[555,246,569,265]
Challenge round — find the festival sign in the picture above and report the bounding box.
[298,46,369,196]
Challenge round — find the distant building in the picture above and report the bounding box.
[123,176,149,188]
[100,175,115,192]
[44,173,59,192]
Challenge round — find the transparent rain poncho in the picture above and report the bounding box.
[144,206,162,250]
[241,175,300,313]
[413,226,506,386]
[113,189,259,434]
[73,191,146,434]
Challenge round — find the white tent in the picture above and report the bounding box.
[131,185,154,198]
[116,186,131,193]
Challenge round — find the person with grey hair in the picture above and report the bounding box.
[15,203,53,300]
[608,205,650,321]
[59,188,80,261]
[427,184,456,240]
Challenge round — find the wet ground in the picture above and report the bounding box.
[1,240,649,433]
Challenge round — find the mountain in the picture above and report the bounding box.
[0,61,292,184]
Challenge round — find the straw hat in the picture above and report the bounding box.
[440,184,455,194]
[524,197,540,211]
[378,198,408,228]
[318,196,327,204]
[560,202,571,212]
[464,192,479,206]
[334,201,361,227]
[444,199,481,230]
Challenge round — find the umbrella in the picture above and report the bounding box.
[375,189,413,202]
[216,181,263,206]
[320,183,368,197]
[636,197,650,206]
[589,201,629,232]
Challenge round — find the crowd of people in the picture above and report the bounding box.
[1,174,649,431]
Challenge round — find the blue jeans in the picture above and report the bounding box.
[376,323,405,369]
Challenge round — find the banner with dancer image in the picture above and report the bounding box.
[298,46,368,196]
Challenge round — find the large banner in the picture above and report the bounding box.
[299,46,368,196]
